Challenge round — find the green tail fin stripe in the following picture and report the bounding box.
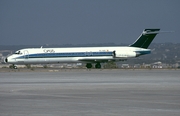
[130,29,160,49]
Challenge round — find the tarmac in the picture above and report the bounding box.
[0,69,180,116]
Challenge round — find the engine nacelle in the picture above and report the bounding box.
[114,51,137,58]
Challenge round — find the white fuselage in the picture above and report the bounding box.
[6,46,150,64]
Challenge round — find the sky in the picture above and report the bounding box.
[0,0,179,45]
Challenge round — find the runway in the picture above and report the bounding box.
[0,69,180,116]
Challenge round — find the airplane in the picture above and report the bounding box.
[5,29,160,69]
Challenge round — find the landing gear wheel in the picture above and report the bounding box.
[13,65,17,69]
[86,63,92,69]
[95,63,101,69]
[10,64,17,69]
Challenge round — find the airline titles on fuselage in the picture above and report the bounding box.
[43,49,55,53]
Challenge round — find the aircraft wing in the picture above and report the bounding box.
[78,57,127,63]
[79,59,110,63]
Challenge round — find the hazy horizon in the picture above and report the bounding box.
[1,0,179,45]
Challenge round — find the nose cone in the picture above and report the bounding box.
[4,56,16,64]
[4,58,8,63]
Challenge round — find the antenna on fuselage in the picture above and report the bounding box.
[40,46,43,48]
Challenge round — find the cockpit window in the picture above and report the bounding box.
[14,51,22,55]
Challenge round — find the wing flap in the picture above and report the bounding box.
[78,57,112,63]
[78,57,127,63]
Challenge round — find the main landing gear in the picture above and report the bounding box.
[86,63,101,69]
[86,63,92,69]
[95,63,101,69]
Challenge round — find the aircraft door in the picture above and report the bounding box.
[23,50,29,59]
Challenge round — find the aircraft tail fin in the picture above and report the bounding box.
[129,29,160,49]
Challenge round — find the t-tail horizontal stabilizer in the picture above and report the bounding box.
[129,29,160,49]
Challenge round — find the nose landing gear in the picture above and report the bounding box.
[9,64,17,69]
[13,65,18,69]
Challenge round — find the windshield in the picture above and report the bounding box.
[14,51,22,55]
